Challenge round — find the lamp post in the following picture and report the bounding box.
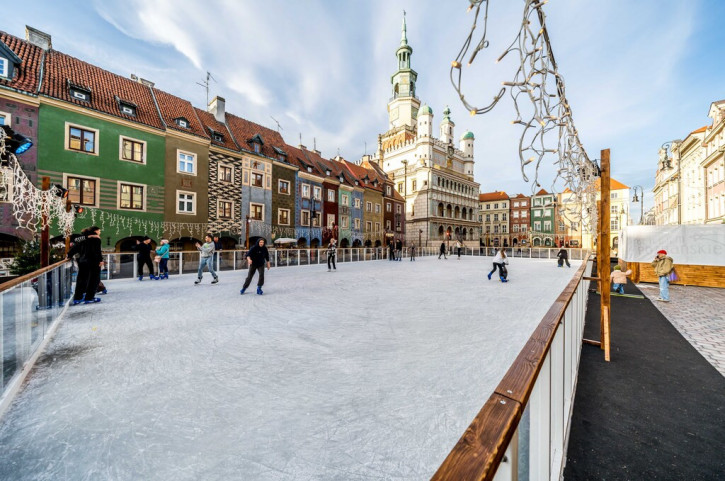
[245,214,251,249]
[418,228,422,251]
[661,141,682,225]
[631,185,644,225]
[401,159,407,247]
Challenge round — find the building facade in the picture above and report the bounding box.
[478,191,510,247]
[702,100,725,224]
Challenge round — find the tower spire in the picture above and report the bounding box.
[401,10,408,46]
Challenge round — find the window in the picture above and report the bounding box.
[375,222,381,233]
[120,137,145,163]
[534,210,541,217]
[513,224,520,233]
[486,204,491,210]
[70,88,90,102]
[521,225,527,232]
[278,208,290,225]
[521,201,527,207]
[0,111,10,126]
[386,220,392,230]
[521,211,528,218]
[502,213,507,221]
[253,143,261,154]
[341,216,349,228]
[175,118,189,129]
[387,186,392,196]
[302,184,310,198]
[177,191,195,214]
[118,100,136,117]
[559,221,565,231]
[611,192,618,199]
[494,214,499,221]
[354,198,361,208]
[67,124,97,154]
[177,151,196,174]
[278,179,290,194]
[366,201,372,212]
[301,210,310,226]
[544,221,552,231]
[534,221,541,231]
[219,200,233,219]
[354,218,361,229]
[327,189,335,202]
[502,225,507,233]
[365,221,372,232]
[219,165,233,182]
[386,202,392,212]
[611,218,620,230]
[513,211,519,218]
[398,182,404,192]
[610,205,619,214]
[0,58,7,78]
[67,176,97,206]
[252,172,264,187]
[412,180,417,192]
[375,203,381,214]
[119,183,144,210]
[396,204,402,214]
[213,132,224,142]
[341,194,349,206]
[0,174,12,202]
[312,211,321,227]
[494,203,499,209]
[494,225,499,234]
[326,214,335,227]
[250,203,264,220]
[313,186,322,201]
[485,214,490,222]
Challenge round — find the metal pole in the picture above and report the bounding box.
[41,176,50,267]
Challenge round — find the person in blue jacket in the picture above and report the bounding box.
[155,239,170,279]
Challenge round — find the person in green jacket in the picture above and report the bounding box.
[651,249,674,302]
[155,239,170,280]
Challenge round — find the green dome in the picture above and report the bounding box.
[461,130,475,140]
[419,104,433,116]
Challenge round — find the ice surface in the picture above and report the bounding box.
[0,256,581,480]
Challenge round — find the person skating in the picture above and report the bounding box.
[488,247,509,282]
[609,265,632,294]
[556,247,571,267]
[327,239,337,271]
[388,241,395,261]
[68,228,102,304]
[396,239,403,261]
[241,238,270,295]
[651,249,674,302]
[438,242,447,259]
[194,234,218,284]
[410,242,416,261]
[69,226,104,304]
[134,236,156,280]
[456,240,462,259]
[155,239,170,279]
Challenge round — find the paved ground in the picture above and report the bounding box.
[637,283,725,376]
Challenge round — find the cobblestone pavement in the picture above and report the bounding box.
[637,283,725,377]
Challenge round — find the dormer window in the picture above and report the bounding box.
[174,117,189,129]
[273,147,287,162]
[253,143,261,154]
[0,57,8,79]
[339,175,344,183]
[213,132,224,142]
[117,98,137,117]
[325,169,331,176]
[386,186,392,195]
[307,166,312,173]
[70,87,91,102]
[248,134,264,154]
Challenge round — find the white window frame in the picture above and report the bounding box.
[0,111,11,126]
[521,211,528,218]
[327,189,335,202]
[375,203,381,214]
[0,58,8,79]
[301,209,310,226]
[366,201,372,212]
[341,216,349,229]
[278,208,291,225]
[64,173,100,208]
[301,183,311,199]
[176,190,196,215]
[326,213,335,228]
[354,198,361,209]
[117,181,146,211]
[341,193,349,206]
[64,122,99,156]
[177,149,197,176]
[544,221,552,231]
[534,221,541,231]
[119,136,147,164]
[396,204,402,214]
[218,164,234,183]
[386,202,392,213]
[252,172,264,188]
[375,222,381,233]
[312,211,321,227]
[250,202,264,221]
[313,186,322,201]
[354,218,361,230]
[218,199,234,219]
[278,179,291,195]
[365,221,372,232]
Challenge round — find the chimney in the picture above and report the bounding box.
[139,78,155,88]
[25,26,52,50]
[208,96,226,123]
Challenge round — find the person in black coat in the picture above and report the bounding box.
[240,238,270,295]
[133,236,155,280]
[556,248,570,267]
[69,226,104,304]
[438,242,447,259]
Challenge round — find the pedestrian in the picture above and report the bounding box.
[410,242,416,261]
[213,234,222,270]
[456,240,462,259]
[488,247,509,283]
[69,226,104,304]
[155,239,170,280]
[396,239,403,261]
[556,247,571,267]
[68,228,104,299]
[327,238,337,271]
[388,240,395,261]
[133,236,156,280]
[240,238,270,295]
[609,265,632,294]
[438,242,447,259]
[194,234,219,285]
[651,249,674,302]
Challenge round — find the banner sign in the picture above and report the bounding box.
[620,225,725,266]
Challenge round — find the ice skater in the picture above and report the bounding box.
[327,238,337,271]
[388,241,395,261]
[487,247,509,282]
[438,242,447,259]
[456,240,462,259]
[396,239,403,261]
[134,236,156,280]
[194,234,218,285]
[651,249,674,302]
[556,247,570,267]
[409,242,416,261]
[155,239,170,279]
[609,265,632,294]
[241,238,270,295]
[69,226,104,304]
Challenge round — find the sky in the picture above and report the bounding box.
[4,0,725,221]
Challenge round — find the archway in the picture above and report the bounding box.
[438,226,444,237]
[340,238,350,248]
[374,240,382,247]
[544,238,552,247]
[512,238,518,246]
[310,238,320,249]
[446,204,452,217]
[454,206,460,219]
[533,238,541,247]
[219,236,238,250]
[352,239,362,248]
[438,203,444,216]
[297,237,308,248]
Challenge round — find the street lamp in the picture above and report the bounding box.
[631,185,644,225]
[660,140,682,224]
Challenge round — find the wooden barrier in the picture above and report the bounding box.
[626,262,725,288]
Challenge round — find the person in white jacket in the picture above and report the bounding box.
[487,247,509,282]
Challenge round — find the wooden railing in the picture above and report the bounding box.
[0,259,70,293]
[432,254,592,481]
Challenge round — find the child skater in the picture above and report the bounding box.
[609,264,632,295]
[327,239,337,271]
[155,239,170,279]
[487,247,509,282]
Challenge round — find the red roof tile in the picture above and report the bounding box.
[152,88,208,138]
[479,191,509,201]
[40,49,164,129]
[535,189,549,195]
[194,108,239,151]
[225,112,287,160]
[0,31,44,94]
[343,160,382,192]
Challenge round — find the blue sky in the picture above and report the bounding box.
[4,0,725,220]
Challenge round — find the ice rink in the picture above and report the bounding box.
[0,255,581,480]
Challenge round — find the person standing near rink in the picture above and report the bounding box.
[651,249,674,302]
[134,236,156,280]
[409,242,416,261]
[327,238,337,272]
[556,247,571,267]
[438,242,447,259]
[456,239,462,259]
[241,238,271,295]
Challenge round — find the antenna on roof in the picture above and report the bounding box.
[196,71,216,108]
[337,147,341,157]
[270,116,283,133]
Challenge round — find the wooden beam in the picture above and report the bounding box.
[603,305,611,362]
[599,150,612,355]
[583,339,602,346]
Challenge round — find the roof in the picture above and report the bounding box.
[343,160,382,192]
[534,189,550,196]
[691,126,708,135]
[419,104,432,115]
[479,191,509,202]
[461,130,474,140]
[0,31,44,94]
[225,112,287,160]
[152,88,208,138]
[594,177,629,190]
[40,49,165,130]
[509,193,529,199]
[194,108,239,152]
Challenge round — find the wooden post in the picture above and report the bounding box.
[40,176,50,267]
[599,150,612,360]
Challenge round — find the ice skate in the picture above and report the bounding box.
[257,286,263,295]
[211,277,218,284]
[138,275,143,281]
[84,297,101,304]
[194,278,202,285]
[240,287,246,295]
